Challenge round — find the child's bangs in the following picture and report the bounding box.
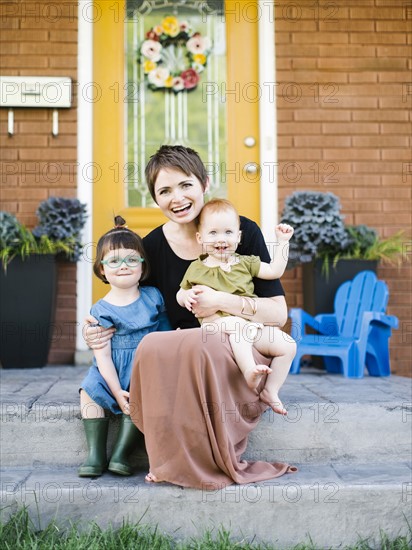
[104,232,141,254]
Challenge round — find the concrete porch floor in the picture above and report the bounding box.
[0,365,411,549]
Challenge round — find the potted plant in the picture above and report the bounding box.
[280,191,405,315]
[0,198,87,369]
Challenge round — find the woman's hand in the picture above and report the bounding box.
[190,285,220,318]
[83,315,115,350]
[115,390,130,415]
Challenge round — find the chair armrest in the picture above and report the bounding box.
[361,312,399,330]
[314,314,339,336]
[289,308,322,340]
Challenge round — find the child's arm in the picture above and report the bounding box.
[93,343,130,415]
[177,287,203,312]
[257,223,294,280]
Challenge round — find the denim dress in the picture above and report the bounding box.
[80,286,171,414]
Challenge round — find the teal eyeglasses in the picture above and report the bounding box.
[101,256,144,269]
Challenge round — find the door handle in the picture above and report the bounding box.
[245,162,258,174]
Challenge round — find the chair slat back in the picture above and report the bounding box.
[333,271,389,338]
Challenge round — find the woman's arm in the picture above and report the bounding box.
[93,344,130,415]
[191,286,288,327]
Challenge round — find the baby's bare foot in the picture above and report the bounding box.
[244,364,272,391]
[259,389,287,415]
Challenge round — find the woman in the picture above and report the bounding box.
[86,145,296,489]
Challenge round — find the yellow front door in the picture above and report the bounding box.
[93,0,261,301]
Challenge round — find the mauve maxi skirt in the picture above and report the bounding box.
[129,328,296,489]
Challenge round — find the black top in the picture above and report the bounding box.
[142,216,285,329]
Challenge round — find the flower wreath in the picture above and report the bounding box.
[139,16,212,93]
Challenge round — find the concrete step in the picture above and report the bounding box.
[1,462,411,549]
[1,367,411,467]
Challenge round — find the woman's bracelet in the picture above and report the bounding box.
[241,296,257,317]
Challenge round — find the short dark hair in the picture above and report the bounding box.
[145,145,208,202]
[93,216,149,284]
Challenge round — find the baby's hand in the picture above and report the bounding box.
[183,288,202,312]
[116,390,130,415]
[275,223,294,242]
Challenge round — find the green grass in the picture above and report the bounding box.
[0,507,411,550]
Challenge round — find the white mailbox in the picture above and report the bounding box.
[0,76,72,136]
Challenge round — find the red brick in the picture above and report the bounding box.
[348,73,378,83]
[376,22,412,32]
[319,20,374,32]
[353,136,409,147]
[318,58,407,71]
[278,122,322,134]
[352,110,409,121]
[0,55,49,68]
[319,45,376,57]
[1,188,48,201]
[377,46,412,57]
[352,161,402,173]
[383,200,412,212]
[354,188,411,199]
[1,135,48,148]
[350,33,406,44]
[295,109,350,122]
[323,148,381,160]
[322,122,379,134]
[350,7,403,18]
[19,148,77,161]
[382,150,412,161]
[0,149,18,160]
[380,123,412,134]
[379,72,412,83]
[294,135,351,147]
[49,56,77,69]
[292,32,349,44]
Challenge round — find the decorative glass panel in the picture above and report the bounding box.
[125,0,226,207]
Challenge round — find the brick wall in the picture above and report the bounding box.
[0,1,78,364]
[275,0,412,376]
[1,1,410,376]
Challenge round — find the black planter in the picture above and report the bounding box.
[302,259,378,315]
[0,255,57,368]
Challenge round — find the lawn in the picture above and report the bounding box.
[1,507,410,550]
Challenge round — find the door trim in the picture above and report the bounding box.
[258,0,278,245]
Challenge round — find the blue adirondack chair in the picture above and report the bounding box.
[288,270,398,378]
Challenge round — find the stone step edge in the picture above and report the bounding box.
[1,463,410,550]
[2,400,410,420]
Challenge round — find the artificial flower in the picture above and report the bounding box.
[145,29,159,41]
[162,16,179,37]
[143,60,157,73]
[141,39,162,62]
[165,75,174,88]
[193,53,207,65]
[186,35,211,55]
[148,67,170,88]
[181,68,200,90]
[172,76,185,92]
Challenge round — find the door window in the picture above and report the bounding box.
[125,0,227,207]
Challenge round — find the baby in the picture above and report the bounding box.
[177,199,296,415]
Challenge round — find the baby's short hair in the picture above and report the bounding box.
[198,198,240,227]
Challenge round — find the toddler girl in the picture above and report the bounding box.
[78,216,171,477]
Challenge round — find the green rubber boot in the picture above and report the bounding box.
[108,414,142,476]
[78,417,109,477]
